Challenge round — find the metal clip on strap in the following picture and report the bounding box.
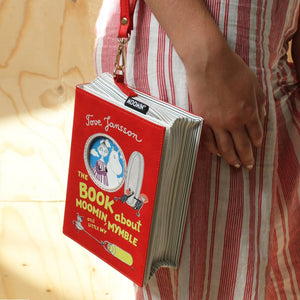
[114,0,137,83]
[114,37,130,78]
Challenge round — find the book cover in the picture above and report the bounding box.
[63,86,166,287]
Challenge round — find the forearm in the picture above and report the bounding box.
[292,17,300,82]
[143,0,229,71]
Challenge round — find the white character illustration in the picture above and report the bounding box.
[106,148,123,188]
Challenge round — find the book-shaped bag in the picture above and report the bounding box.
[63,73,203,286]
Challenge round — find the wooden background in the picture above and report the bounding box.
[0,0,135,299]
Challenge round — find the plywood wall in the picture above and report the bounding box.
[0,1,136,299]
[0,0,103,201]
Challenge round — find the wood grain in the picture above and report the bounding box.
[0,202,135,300]
[0,0,102,201]
[0,1,136,299]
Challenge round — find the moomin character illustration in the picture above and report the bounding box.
[73,213,84,232]
[88,135,125,191]
[106,148,123,188]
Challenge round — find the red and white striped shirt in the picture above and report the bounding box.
[95,0,300,298]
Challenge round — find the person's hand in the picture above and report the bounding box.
[185,44,266,169]
[142,0,266,169]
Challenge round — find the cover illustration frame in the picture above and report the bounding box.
[84,133,126,192]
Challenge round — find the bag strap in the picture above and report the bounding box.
[114,0,138,96]
[118,0,138,39]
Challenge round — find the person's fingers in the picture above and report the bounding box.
[201,124,220,156]
[241,90,264,148]
[214,129,241,168]
[231,128,254,169]
[245,114,264,148]
[256,86,266,121]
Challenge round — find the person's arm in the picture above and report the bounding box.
[292,14,300,82]
[144,0,266,169]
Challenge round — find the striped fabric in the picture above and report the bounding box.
[95,0,300,299]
